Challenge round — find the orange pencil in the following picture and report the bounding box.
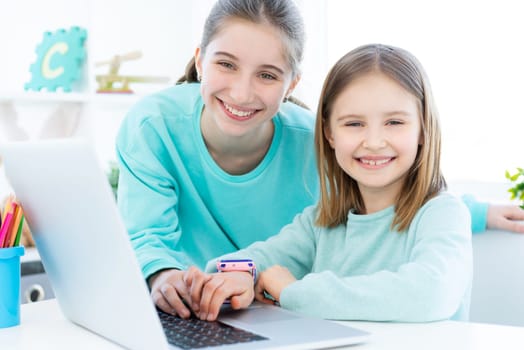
[8,204,24,247]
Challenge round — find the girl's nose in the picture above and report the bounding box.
[362,128,386,150]
[230,74,254,103]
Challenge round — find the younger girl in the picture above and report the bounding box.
[189,43,472,322]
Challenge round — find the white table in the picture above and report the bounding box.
[1,299,523,350]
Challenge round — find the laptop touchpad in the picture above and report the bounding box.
[220,304,299,324]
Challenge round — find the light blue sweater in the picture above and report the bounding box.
[207,192,473,322]
[116,83,317,278]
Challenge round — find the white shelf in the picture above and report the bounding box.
[0,91,144,105]
[0,91,145,143]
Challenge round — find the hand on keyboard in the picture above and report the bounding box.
[184,267,254,321]
[149,269,193,319]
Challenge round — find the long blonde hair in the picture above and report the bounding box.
[315,44,446,232]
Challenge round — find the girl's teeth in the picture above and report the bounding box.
[362,158,389,166]
[224,102,255,118]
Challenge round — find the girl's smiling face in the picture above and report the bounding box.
[196,18,299,139]
[325,71,422,208]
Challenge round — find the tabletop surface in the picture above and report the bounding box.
[1,299,523,350]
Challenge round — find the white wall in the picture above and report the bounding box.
[325,0,524,184]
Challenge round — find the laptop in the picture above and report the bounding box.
[0,139,370,350]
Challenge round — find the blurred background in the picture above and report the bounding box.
[1,0,523,197]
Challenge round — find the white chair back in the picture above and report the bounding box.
[470,229,524,326]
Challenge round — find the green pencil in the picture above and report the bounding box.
[13,214,25,247]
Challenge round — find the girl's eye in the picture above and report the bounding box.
[218,61,235,69]
[344,121,363,127]
[387,120,403,126]
[260,72,277,80]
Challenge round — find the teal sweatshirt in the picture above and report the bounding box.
[116,83,317,278]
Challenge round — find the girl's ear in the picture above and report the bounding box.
[285,74,301,99]
[194,47,203,77]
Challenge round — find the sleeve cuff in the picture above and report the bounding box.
[461,194,488,233]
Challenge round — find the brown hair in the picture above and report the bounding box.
[176,0,307,108]
[315,44,446,232]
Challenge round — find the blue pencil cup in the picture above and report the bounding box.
[0,246,25,328]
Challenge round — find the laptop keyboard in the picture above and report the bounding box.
[157,309,268,349]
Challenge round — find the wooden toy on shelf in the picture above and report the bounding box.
[95,51,169,93]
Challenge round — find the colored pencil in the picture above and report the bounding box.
[0,211,14,248]
[8,204,24,247]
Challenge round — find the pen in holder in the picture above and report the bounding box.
[0,245,25,328]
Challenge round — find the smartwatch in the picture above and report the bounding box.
[216,259,257,281]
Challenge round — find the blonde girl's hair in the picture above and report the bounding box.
[315,43,446,231]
